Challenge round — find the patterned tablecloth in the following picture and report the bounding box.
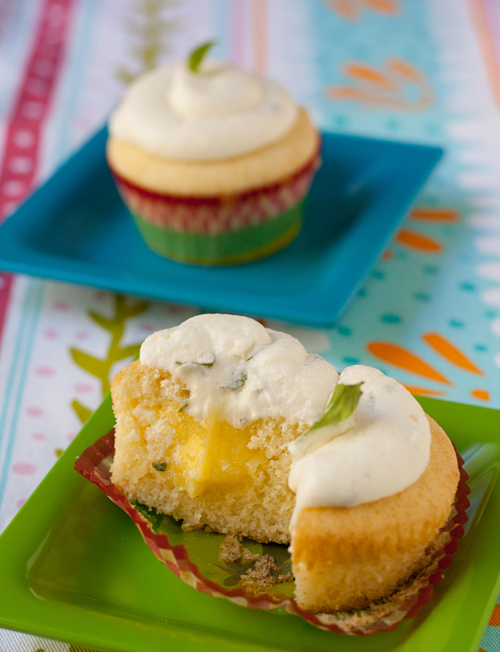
[0,0,499,650]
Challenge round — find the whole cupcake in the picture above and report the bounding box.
[106,42,321,265]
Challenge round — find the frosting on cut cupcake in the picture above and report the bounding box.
[140,314,337,427]
[288,365,431,528]
[109,61,298,161]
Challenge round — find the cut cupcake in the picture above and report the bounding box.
[106,43,321,265]
[110,314,460,613]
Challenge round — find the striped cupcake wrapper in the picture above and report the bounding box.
[110,152,320,265]
[75,431,469,636]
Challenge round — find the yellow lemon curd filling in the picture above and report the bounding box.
[166,410,270,498]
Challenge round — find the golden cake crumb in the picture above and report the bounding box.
[218,535,294,596]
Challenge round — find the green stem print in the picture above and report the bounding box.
[116,0,180,85]
[71,295,149,424]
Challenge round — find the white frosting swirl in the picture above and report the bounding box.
[109,61,298,161]
[140,314,337,427]
[288,365,431,529]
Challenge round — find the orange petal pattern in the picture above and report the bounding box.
[489,603,500,626]
[396,229,442,253]
[344,63,398,90]
[365,0,399,13]
[403,385,446,397]
[410,207,458,222]
[382,249,393,261]
[389,57,425,81]
[329,0,358,20]
[470,389,490,401]
[326,58,432,111]
[422,332,484,375]
[329,0,399,20]
[367,342,452,384]
[328,87,386,101]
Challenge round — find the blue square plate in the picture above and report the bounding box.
[0,127,442,327]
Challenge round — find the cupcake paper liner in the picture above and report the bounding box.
[109,152,320,264]
[75,430,470,636]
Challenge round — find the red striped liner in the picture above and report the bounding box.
[76,430,469,636]
[0,0,76,345]
[110,151,320,234]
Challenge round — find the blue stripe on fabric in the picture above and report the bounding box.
[213,0,230,61]
[481,624,500,652]
[0,0,39,131]
[0,281,33,455]
[0,279,45,512]
[48,0,100,165]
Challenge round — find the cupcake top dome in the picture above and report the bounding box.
[109,42,298,161]
[288,364,431,526]
[140,313,337,427]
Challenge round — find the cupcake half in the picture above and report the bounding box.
[106,45,320,265]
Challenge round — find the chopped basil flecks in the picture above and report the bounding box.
[152,461,167,472]
[178,403,188,412]
[176,353,215,368]
[188,40,216,73]
[223,373,247,390]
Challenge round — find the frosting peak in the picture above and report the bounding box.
[169,62,264,119]
[109,62,298,161]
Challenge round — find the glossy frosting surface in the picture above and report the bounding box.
[288,365,431,527]
[109,61,298,161]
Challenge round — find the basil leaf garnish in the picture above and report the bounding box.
[306,382,363,437]
[188,40,216,73]
[289,382,363,460]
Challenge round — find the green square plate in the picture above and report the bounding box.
[0,395,499,652]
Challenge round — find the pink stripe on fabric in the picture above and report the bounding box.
[0,0,76,348]
[231,0,246,66]
[0,273,14,346]
[252,0,267,73]
[0,0,76,222]
[485,0,500,66]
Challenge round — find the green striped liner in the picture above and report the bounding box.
[130,200,304,265]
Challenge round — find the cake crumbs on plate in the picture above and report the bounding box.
[219,534,294,595]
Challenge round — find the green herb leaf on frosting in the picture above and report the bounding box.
[176,353,216,368]
[223,372,247,391]
[289,382,363,460]
[188,40,216,73]
[307,382,363,436]
[152,461,167,472]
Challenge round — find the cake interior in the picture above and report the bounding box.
[111,359,303,544]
